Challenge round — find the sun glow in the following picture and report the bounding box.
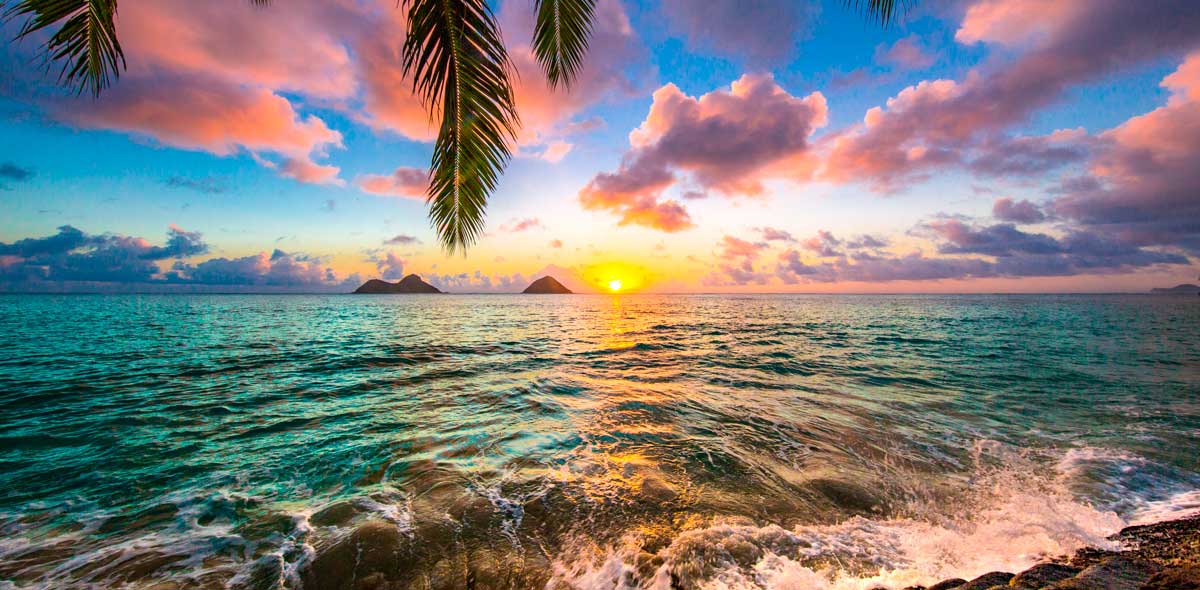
[608,279,623,292]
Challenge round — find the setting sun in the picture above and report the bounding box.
[608,279,623,292]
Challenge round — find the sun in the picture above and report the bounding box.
[608,279,623,292]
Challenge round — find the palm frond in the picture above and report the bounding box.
[532,0,595,89]
[846,0,908,26]
[403,0,519,253]
[3,0,125,97]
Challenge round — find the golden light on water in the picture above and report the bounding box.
[608,279,623,292]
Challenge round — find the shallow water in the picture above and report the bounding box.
[0,294,1197,589]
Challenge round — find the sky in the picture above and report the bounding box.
[1,0,1198,293]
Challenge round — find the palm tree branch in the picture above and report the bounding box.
[532,0,595,88]
[3,0,125,96]
[402,0,519,253]
[845,0,909,26]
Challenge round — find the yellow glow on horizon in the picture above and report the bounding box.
[584,262,649,293]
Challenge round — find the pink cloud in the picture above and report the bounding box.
[281,158,343,186]
[1053,51,1200,253]
[538,141,574,163]
[992,197,1045,224]
[877,35,935,70]
[356,167,429,199]
[500,218,543,233]
[499,0,645,146]
[60,76,343,184]
[821,0,1200,191]
[580,74,826,231]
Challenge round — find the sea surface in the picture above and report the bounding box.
[0,294,1198,590]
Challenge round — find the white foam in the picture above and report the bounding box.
[1129,489,1200,526]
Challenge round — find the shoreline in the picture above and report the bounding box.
[902,515,1200,590]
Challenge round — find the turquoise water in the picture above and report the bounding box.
[0,294,1198,589]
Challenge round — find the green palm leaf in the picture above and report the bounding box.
[532,0,596,89]
[846,0,907,26]
[402,0,519,254]
[3,0,125,97]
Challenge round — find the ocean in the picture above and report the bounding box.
[0,294,1197,589]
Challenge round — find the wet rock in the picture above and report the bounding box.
[956,571,1013,590]
[310,501,359,527]
[1112,515,1200,566]
[302,521,412,590]
[927,579,967,590]
[1139,565,1200,590]
[228,554,284,590]
[1046,556,1161,590]
[1010,563,1081,588]
[638,476,678,503]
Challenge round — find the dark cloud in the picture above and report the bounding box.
[0,225,355,291]
[659,0,816,66]
[0,162,34,188]
[802,230,843,257]
[385,234,420,245]
[992,197,1046,224]
[163,175,228,194]
[1051,52,1200,254]
[756,227,797,242]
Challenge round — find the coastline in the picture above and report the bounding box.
[900,515,1200,590]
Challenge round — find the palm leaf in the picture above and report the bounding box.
[402,0,519,253]
[846,0,908,26]
[532,0,595,89]
[3,0,125,97]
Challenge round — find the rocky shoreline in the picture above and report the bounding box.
[268,513,1200,590]
[903,515,1200,590]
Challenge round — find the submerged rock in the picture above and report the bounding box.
[521,275,572,294]
[353,274,441,294]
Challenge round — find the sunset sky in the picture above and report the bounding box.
[1,0,1198,293]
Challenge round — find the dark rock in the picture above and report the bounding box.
[1047,556,1162,590]
[928,579,967,590]
[353,274,441,294]
[302,521,412,590]
[522,275,572,294]
[956,571,1013,590]
[1011,563,1081,588]
[1112,515,1200,566]
[309,501,359,527]
[1140,565,1200,590]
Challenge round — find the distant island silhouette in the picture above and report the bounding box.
[353,275,441,294]
[1150,283,1200,294]
[522,276,572,294]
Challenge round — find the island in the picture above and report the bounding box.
[522,276,572,294]
[1150,283,1200,294]
[353,274,442,294]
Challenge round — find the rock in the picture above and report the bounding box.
[1010,563,1081,588]
[1140,565,1200,590]
[1046,556,1161,590]
[310,501,359,527]
[522,276,572,294]
[1111,515,1200,566]
[302,521,412,590]
[638,476,678,503]
[353,275,441,294]
[955,571,1013,590]
[927,579,967,590]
